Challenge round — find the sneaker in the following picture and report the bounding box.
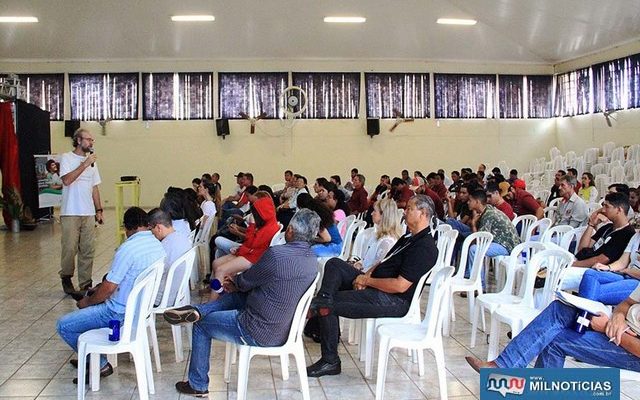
[175,381,209,397]
[72,362,113,384]
[163,306,201,325]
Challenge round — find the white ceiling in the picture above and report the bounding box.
[1,0,639,64]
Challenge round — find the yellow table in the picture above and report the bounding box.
[115,179,140,244]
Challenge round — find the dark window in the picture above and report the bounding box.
[434,74,496,118]
[143,72,212,120]
[365,73,430,118]
[593,54,640,112]
[292,72,360,119]
[553,67,591,117]
[526,75,553,118]
[218,72,287,119]
[20,74,65,121]
[69,73,139,120]
[498,75,523,119]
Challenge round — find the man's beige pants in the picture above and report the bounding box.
[60,216,95,288]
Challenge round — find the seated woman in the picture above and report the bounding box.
[578,172,598,203]
[198,181,218,224]
[352,198,402,272]
[578,232,640,305]
[209,192,279,300]
[298,194,343,257]
[322,181,350,226]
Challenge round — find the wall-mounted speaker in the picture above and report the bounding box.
[367,119,380,137]
[64,120,80,137]
[216,118,230,139]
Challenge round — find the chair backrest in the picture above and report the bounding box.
[548,197,562,208]
[543,206,557,221]
[512,215,537,242]
[611,146,625,163]
[525,217,552,242]
[270,230,286,247]
[549,147,561,160]
[454,232,493,280]
[436,229,458,268]
[565,151,576,166]
[350,226,376,260]
[271,183,285,192]
[337,215,356,240]
[421,266,455,340]
[284,274,320,348]
[194,216,215,245]
[590,164,606,176]
[540,224,574,245]
[627,144,640,162]
[602,141,616,158]
[155,247,197,309]
[594,174,611,199]
[610,165,625,182]
[500,241,547,296]
[517,249,573,309]
[433,223,452,238]
[536,189,551,205]
[552,155,565,172]
[339,220,366,260]
[121,259,164,344]
[559,226,588,254]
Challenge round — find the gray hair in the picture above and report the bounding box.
[412,194,434,218]
[148,208,172,228]
[289,208,320,242]
[560,174,577,187]
[72,128,90,148]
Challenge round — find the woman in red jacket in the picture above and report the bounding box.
[209,193,280,300]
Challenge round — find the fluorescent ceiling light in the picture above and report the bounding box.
[324,16,366,23]
[0,16,38,23]
[171,15,215,22]
[436,18,477,25]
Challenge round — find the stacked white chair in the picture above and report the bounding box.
[611,146,625,164]
[375,267,454,400]
[610,165,626,183]
[601,141,616,163]
[77,259,164,400]
[595,174,611,199]
[590,163,606,176]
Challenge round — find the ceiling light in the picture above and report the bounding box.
[0,16,38,23]
[436,18,477,25]
[324,16,366,23]
[171,15,215,22]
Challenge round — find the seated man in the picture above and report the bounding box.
[555,174,588,228]
[467,189,521,281]
[445,183,474,236]
[56,207,165,382]
[487,182,514,220]
[547,169,565,205]
[466,287,640,371]
[306,195,438,377]
[561,192,636,290]
[347,173,369,215]
[391,177,415,209]
[148,208,192,306]
[165,209,320,397]
[506,180,544,219]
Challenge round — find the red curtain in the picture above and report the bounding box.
[0,102,22,225]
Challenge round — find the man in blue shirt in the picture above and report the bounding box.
[56,207,165,383]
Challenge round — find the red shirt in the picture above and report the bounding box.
[394,186,415,209]
[348,186,369,214]
[495,200,515,220]
[424,187,445,220]
[512,188,541,216]
[432,182,448,200]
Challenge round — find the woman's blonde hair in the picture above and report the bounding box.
[374,198,403,240]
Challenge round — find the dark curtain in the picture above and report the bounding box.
[69,73,139,120]
[527,75,553,118]
[593,53,640,112]
[498,75,523,118]
[143,72,212,120]
[575,67,591,115]
[219,72,287,119]
[434,74,496,118]
[292,72,360,119]
[0,102,22,225]
[20,74,64,121]
[629,54,640,109]
[554,68,591,116]
[365,73,430,118]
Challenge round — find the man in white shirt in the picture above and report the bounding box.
[148,208,192,306]
[59,128,103,295]
[556,174,589,228]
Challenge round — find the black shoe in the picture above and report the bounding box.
[175,381,209,397]
[72,362,113,384]
[163,306,201,325]
[61,276,76,294]
[307,359,341,378]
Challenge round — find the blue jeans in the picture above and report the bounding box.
[311,243,342,257]
[466,242,509,285]
[579,269,640,305]
[188,293,258,392]
[446,218,471,236]
[495,300,640,371]
[56,303,123,368]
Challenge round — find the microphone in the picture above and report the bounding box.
[89,148,94,167]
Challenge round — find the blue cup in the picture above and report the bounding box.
[108,319,120,341]
[210,278,224,294]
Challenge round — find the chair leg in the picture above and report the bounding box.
[172,325,184,363]
[224,342,233,383]
[433,344,448,400]
[90,353,100,391]
[280,354,289,381]
[470,303,479,348]
[468,295,475,326]
[487,316,501,361]
[481,307,487,333]
[293,347,311,400]
[147,316,162,372]
[77,343,87,400]
[236,346,252,400]
[131,349,150,400]
[143,338,156,394]
[417,349,425,377]
[364,319,375,378]
[359,320,366,362]
[375,337,392,400]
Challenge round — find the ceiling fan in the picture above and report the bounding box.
[603,110,617,127]
[239,112,267,134]
[98,118,112,135]
[389,109,414,132]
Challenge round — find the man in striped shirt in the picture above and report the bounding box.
[166,209,320,397]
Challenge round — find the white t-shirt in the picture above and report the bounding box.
[624,232,640,269]
[201,200,217,218]
[59,151,101,216]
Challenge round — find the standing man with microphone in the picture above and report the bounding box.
[59,128,103,296]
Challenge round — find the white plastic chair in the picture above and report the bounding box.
[487,248,574,360]
[360,269,433,378]
[524,217,551,242]
[536,189,551,205]
[565,151,577,167]
[602,141,616,162]
[446,232,493,334]
[270,231,286,246]
[271,183,285,192]
[77,259,164,400]
[540,225,574,245]
[147,247,197,371]
[470,241,546,348]
[590,163,606,176]
[543,206,557,221]
[193,215,216,286]
[337,215,356,240]
[548,197,562,208]
[611,146,625,164]
[512,215,537,242]
[232,274,319,400]
[350,227,376,263]
[549,147,562,161]
[610,165,625,183]
[339,220,366,261]
[559,226,588,255]
[375,267,454,400]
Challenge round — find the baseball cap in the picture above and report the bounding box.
[513,179,526,190]
[498,182,510,197]
[234,172,245,178]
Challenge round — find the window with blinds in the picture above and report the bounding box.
[143,72,212,120]
[218,72,288,119]
[292,72,360,119]
[365,73,430,118]
[69,73,139,120]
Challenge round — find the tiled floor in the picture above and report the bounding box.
[0,211,636,399]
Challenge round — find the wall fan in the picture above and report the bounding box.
[239,112,267,134]
[279,86,308,127]
[603,110,617,127]
[389,109,414,132]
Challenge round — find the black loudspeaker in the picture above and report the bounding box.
[216,118,230,139]
[65,120,80,137]
[367,119,380,137]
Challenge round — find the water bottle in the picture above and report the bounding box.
[108,319,120,341]
[210,278,225,294]
[573,310,591,334]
